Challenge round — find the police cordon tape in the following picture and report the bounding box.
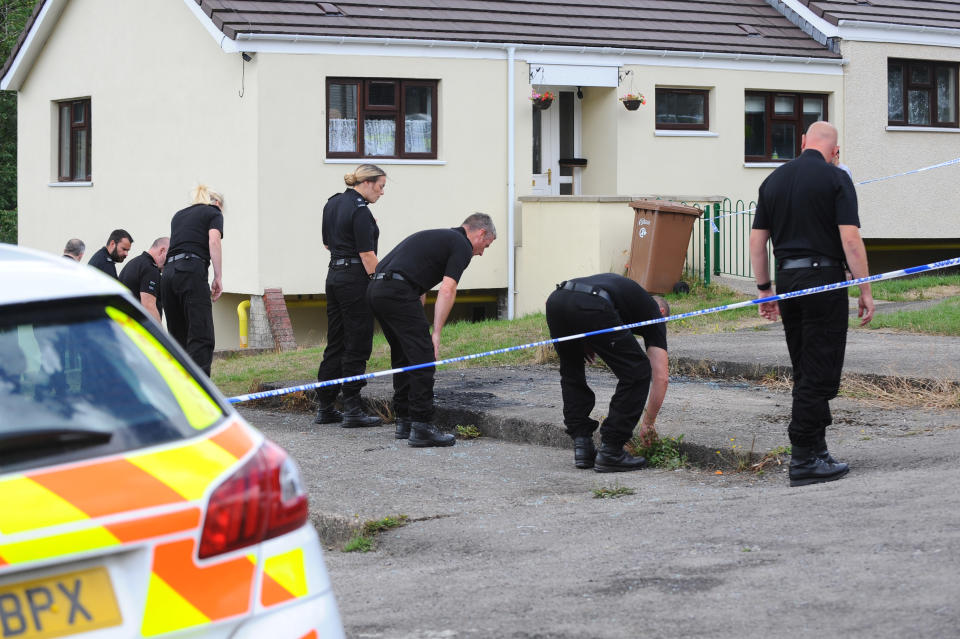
[707,156,960,230]
[226,256,960,405]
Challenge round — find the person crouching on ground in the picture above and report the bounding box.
[545,273,669,472]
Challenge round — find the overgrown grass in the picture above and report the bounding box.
[343,514,409,553]
[626,433,687,470]
[664,280,759,333]
[849,273,960,301]
[855,296,960,335]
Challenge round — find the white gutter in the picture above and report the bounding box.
[0,0,67,91]
[506,46,516,319]
[836,20,960,47]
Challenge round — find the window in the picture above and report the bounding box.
[744,92,827,162]
[888,59,958,127]
[656,88,709,130]
[326,78,438,159]
[58,99,91,181]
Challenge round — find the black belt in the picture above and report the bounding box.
[371,272,409,283]
[559,281,613,305]
[166,252,203,264]
[779,256,843,270]
[330,257,363,267]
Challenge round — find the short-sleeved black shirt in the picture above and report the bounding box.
[119,251,161,302]
[168,204,224,261]
[752,148,860,262]
[375,227,473,292]
[87,246,119,279]
[322,189,379,258]
[569,273,668,351]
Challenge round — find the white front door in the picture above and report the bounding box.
[531,88,581,195]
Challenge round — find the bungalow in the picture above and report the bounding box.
[5,0,927,348]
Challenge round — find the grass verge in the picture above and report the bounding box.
[855,296,960,335]
[849,273,960,302]
[343,515,409,553]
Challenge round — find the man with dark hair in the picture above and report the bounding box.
[750,121,874,487]
[545,273,670,472]
[367,213,496,447]
[62,238,85,261]
[119,237,169,323]
[87,229,133,279]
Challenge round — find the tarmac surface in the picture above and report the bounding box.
[238,298,960,638]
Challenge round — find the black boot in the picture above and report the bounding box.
[594,442,646,473]
[408,421,455,448]
[395,416,412,440]
[314,400,342,425]
[573,436,597,469]
[789,445,849,487]
[814,436,839,465]
[341,396,382,428]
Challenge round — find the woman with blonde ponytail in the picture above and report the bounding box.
[314,164,387,427]
[160,183,225,376]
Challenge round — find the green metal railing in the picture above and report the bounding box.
[682,199,774,286]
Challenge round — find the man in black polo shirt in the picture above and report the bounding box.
[546,274,669,472]
[87,229,133,279]
[119,236,169,323]
[750,121,874,487]
[367,213,496,447]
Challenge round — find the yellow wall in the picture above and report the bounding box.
[840,40,960,239]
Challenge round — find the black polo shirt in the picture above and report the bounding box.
[569,273,667,351]
[119,251,161,305]
[168,204,224,261]
[375,227,473,292]
[87,246,118,279]
[752,148,860,262]
[322,189,379,258]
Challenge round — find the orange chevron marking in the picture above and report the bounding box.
[152,539,254,620]
[260,571,296,607]
[30,458,186,517]
[0,555,7,567]
[298,632,318,639]
[210,421,255,460]
[105,508,201,543]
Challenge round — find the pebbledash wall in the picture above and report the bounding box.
[13,0,854,349]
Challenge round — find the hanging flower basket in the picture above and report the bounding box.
[619,93,646,111]
[531,90,556,110]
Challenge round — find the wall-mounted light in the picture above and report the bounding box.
[241,52,255,62]
[576,86,583,100]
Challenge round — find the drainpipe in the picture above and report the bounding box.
[237,300,250,348]
[507,45,516,320]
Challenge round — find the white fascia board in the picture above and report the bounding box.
[0,0,68,91]
[183,0,238,52]
[836,20,960,48]
[234,33,844,76]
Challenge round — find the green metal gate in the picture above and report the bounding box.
[683,198,773,286]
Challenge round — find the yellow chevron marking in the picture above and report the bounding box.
[106,306,222,430]
[263,548,308,598]
[0,476,89,534]
[0,525,119,565]
[141,573,210,637]
[128,439,238,501]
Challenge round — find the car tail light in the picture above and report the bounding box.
[199,440,309,559]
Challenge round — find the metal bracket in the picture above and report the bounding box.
[618,69,632,86]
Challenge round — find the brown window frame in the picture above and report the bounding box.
[58,98,92,182]
[326,78,438,159]
[888,59,959,128]
[655,88,709,131]
[744,91,828,163]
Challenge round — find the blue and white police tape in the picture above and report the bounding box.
[705,155,960,231]
[226,255,960,405]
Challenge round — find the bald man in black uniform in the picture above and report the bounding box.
[367,213,496,448]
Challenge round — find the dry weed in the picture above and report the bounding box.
[838,375,960,409]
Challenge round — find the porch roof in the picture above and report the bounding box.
[792,0,960,30]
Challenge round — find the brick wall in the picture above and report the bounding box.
[248,295,275,350]
[262,288,297,351]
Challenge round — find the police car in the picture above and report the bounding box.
[0,244,344,638]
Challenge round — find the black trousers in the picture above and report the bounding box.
[366,278,435,422]
[777,265,848,448]
[161,259,215,376]
[545,289,651,447]
[317,264,374,403]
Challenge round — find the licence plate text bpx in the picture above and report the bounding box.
[0,567,122,638]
